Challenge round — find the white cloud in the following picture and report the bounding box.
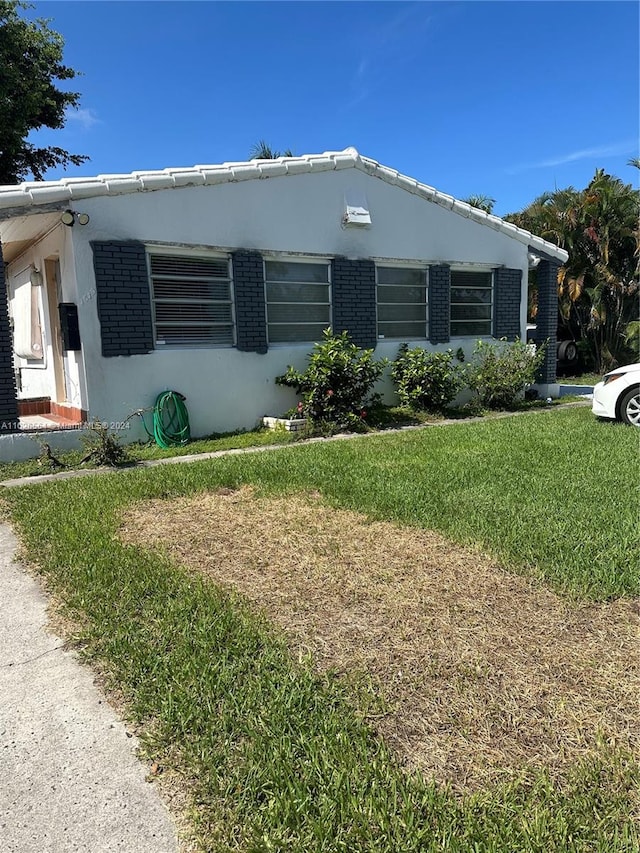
[355,59,368,81]
[344,3,432,111]
[508,140,637,173]
[64,107,101,130]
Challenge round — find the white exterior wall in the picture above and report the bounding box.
[74,169,527,264]
[7,225,85,408]
[62,169,530,438]
[0,427,83,463]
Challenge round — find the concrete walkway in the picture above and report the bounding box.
[0,524,178,853]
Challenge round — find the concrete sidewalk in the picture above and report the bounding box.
[0,524,178,853]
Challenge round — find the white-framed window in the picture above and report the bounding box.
[265,259,331,343]
[450,270,493,337]
[376,266,428,339]
[148,253,234,347]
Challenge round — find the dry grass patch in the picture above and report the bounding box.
[119,486,639,792]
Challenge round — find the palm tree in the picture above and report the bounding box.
[249,140,294,160]
[461,194,496,214]
[506,171,640,370]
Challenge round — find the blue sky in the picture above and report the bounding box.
[27,1,639,215]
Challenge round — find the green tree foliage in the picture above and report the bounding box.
[249,139,294,159]
[506,171,640,371]
[0,0,88,183]
[462,194,496,214]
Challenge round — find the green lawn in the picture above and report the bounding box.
[0,399,556,483]
[0,424,301,482]
[558,371,603,386]
[3,407,638,852]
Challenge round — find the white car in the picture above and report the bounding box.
[592,363,640,426]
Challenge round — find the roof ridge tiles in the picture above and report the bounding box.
[0,147,568,263]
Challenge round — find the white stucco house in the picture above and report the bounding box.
[0,148,567,460]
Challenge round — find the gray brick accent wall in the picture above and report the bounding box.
[91,241,154,357]
[331,258,377,349]
[429,265,450,343]
[493,268,522,340]
[232,251,267,354]
[0,240,19,430]
[535,259,559,383]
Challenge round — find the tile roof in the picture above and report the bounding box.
[0,148,568,263]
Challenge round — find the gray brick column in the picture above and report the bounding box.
[0,240,19,431]
[232,251,267,354]
[429,264,450,344]
[535,259,560,383]
[91,241,154,357]
[331,258,377,349]
[493,268,522,340]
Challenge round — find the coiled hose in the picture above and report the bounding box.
[141,390,191,448]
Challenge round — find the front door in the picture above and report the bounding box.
[43,258,67,403]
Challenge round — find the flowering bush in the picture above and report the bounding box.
[466,338,545,409]
[391,345,464,411]
[275,329,386,431]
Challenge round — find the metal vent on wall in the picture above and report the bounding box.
[343,191,372,227]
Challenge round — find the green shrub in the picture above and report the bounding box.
[390,345,464,411]
[275,329,387,431]
[466,338,545,409]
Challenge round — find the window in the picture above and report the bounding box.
[149,254,234,347]
[450,270,493,336]
[265,260,330,343]
[376,266,427,339]
[10,265,45,363]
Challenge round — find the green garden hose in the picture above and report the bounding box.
[141,390,191,448]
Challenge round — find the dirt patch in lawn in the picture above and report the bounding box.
[119,486,639,792]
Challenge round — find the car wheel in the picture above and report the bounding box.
[557,340,578,362]
[564,341,578,363]
[619,386,640,426]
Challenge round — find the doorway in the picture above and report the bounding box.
[43,258,67,404]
